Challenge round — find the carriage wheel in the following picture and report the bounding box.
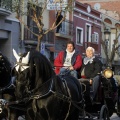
[99,105,110,120]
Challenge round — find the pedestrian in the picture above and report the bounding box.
[54,41,82,79]
[56,11,63,33]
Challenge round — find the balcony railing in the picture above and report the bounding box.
[55,19,73,39]
[0,0,12,15]
[24,27,55,45]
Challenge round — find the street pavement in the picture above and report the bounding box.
[18,113,119,120]
[110,113,120,120]
[18,113,120,120]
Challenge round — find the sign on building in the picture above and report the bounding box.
[41,43,45,55]
[47,0,67,10]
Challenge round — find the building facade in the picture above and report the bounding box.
[78,0,120,21]
[73,1,102,57]
[23,0,73,64]
[0,0,20,64]
[101,14,120,74]
[78,0,120,74]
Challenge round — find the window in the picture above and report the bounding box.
[91,32,99,43]
[0,0,12,11]
[76,27,83,45]
[27,3,42,40]
[86,23,91,42]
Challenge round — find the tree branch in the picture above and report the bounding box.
[18,18,39,37]
[101,39,110,62]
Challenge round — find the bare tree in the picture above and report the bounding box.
[12,0,74,51]
[101,31,120,67]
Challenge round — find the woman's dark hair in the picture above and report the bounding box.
[66,41,75,49]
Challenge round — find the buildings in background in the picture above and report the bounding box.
[78,0,120,74]
[0,0,20,63]
[78,0,120,21]
[23,0,73,64]
[73,1,102,57]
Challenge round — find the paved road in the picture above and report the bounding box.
[110,113,120,120]
[18,113,120,120]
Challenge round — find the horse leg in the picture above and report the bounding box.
[8,109,18,120]
[26,108,36,120]
[28,108,46,120]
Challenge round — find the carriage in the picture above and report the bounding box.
[79,67,120,119]
[0,50,120,120]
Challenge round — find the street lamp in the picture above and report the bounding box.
[104,28,111,46]
[104,28,111,40]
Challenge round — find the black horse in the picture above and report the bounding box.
[13,49,82,120]
[0,52,18,119]
[0,52,27,120]
[0,52,11,90]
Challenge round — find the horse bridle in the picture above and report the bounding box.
[14,56,31,94]
[14,56,29,74]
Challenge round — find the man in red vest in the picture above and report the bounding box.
[54,41,82,79]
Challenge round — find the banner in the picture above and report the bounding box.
[47,0,67,10]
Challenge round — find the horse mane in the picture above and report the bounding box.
[29,50,55,84]
[29,50,67,94]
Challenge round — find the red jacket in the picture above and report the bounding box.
[54,51,82,74]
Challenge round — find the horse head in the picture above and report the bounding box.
[13,49,55,99]
[13,49,30,98]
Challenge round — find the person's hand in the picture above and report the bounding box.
[69,66,74,70]
[90,79,92,85]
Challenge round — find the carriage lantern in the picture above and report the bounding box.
[103,68,113,78]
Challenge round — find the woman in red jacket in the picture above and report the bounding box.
[54,41,82,79]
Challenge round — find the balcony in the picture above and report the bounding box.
[24,27,54,47]
[55,19,73,39]
[0,0,12,16]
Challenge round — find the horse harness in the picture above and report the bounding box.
[28,76,81,120]
[28,76,95,119]
[10,73,84,118]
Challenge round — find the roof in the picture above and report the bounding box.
[77,0,120,21]
[77,0,120,13]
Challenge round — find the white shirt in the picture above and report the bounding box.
[63,49,75,67]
